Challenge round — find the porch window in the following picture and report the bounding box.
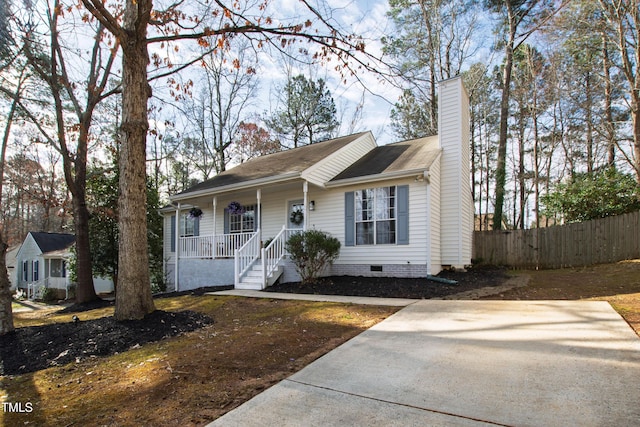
[355,187,396,245]
[180,214,198,237]
[170,212,200,252]
[228,204,256,233]
[50,259,66,278]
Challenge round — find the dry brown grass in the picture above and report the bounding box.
[1,295,397,426]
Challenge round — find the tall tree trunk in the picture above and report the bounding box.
[0,75,19,335]
[602,28,616,167]
[74,114,97,303]
[585,72,594,173]
[0,234,12,335]
[115,0,155,321]
[493,11,516,230]
[518,113,526,230]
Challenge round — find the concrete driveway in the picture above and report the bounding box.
[209,300,640,426]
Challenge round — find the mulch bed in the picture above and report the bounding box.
[0,310,213,375]
[266,267,510,299]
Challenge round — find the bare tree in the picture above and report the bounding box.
[598,0,640,183]
[11,0,121,303]
[231,121,280,164]
[0,0,20,335]
[178,45,258,177]
[384,0,480,138]
[487,0,564,230]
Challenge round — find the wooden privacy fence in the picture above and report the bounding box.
[473,210,640,269]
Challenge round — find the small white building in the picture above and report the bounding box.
[15,232,114,299]
[163,77,473,291]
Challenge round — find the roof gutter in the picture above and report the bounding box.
[324,168,431,188]
[169,172,301,202]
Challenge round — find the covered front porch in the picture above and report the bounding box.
[169,181,314,291]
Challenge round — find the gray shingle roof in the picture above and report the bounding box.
[331,135,440,182]
[30,232,75,254]
[175,132,367,196]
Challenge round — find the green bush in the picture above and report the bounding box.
[543,168,640,223]
[67,284,77,300]
[40,286,58,302]
[285,230,341,284]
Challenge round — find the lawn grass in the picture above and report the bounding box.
[1,295,398,426]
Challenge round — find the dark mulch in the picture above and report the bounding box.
[0,310,213,375]
[266,267,511,299]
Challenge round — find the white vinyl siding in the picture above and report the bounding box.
[165,177,431,268]
[427,155,442,273]
[310,179,429,266]
[15,234,42,287]
[438,77,472,267]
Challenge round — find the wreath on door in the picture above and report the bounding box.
[290,209,304,225]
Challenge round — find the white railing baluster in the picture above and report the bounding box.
[179,232,254,259]
[234,229,261,286]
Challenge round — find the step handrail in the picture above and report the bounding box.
[234,230,261,286]
[261,226,288,286]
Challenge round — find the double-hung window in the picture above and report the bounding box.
[345,185,409,246]
[32,260,39,282]
[170,212,200,252]
[355,186,396,245]
[228,204,256,234]
[180,214,197,237]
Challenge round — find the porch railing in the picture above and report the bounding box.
[261,227,301,285]
[180,232,255,259]
[234,229,261,286]
[26,278,73,300]
[261,226,286,285]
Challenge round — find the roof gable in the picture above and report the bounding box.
[330,136,440,183]
[29,232,75,254]
[172,132,369,199]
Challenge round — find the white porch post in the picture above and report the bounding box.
[212,196,217,233]
[212,196,217,258]
[303,181,309,231]
[257,189,262,240]
[174,203,181,292]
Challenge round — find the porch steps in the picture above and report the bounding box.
[235,263,284,290]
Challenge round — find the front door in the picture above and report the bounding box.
[287,199,305,230]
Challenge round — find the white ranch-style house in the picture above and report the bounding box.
[163,77,473,291]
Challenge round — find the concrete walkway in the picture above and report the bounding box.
[208,299,640,427]
[211,289,418,306]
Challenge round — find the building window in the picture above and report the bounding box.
[23,261,28,281]
[355,186,396,245]
[50,259,66,278]
[32,260,39,282]
[180,214,196,237]
[229,204,256,233]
